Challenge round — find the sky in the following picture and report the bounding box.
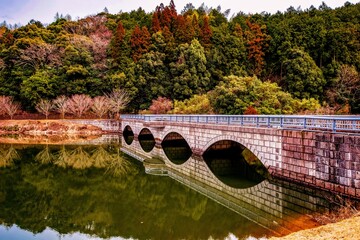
[0,0,359,25]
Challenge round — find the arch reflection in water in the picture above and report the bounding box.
[138,128,156,152]
[123,125,134,145]
[161,132,192,165]
[203,140,269,189]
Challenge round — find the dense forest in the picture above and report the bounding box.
[0,1,359,116]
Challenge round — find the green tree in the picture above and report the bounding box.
[209,75,319,114]
[207,23,247,86]
[172,94,213,114]
[20,70,56,108]
[170,39,210,100]
[283,47,326,99]
[134,50,169,109]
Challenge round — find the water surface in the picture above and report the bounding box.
[0,143,271,240]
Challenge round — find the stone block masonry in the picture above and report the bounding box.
[272,130,360,198]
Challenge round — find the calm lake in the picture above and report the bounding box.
[0,139,355,240]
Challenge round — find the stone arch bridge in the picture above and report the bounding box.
[121,115,360,199]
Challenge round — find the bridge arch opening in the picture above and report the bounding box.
[161,132,192,165]
[203,140,269,189]
[138,128,156,152]
[123,125,134,145]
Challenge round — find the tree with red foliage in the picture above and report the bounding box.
[169,0,177,17]
[244,19,270,76]
[1,32,14,47]
[153,1,177,33]
[174,15,186,43]
[111,21,126,60]
[200,15,212,50]
[161,7,172,30]
[174,15,195,44]
[149,97,173,114]
[115,21,125,42]
[169,1,178,30]
[244,106,258,115]
[151,11,161,33]
[0,26,6,39]
[130,25,151,62]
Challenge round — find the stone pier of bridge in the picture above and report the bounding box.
[121,117,360,198]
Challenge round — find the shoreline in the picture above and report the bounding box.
[0,119,106,135]
[0,119,109,144]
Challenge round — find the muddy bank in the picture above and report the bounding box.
[0,120,105,144]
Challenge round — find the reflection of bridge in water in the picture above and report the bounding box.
[122,139,334,236]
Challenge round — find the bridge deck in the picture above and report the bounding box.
[121,115,360,133]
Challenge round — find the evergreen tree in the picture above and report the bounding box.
[130,25,151,62]
[283,47,326,99]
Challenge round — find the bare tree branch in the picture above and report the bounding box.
[53,95,69,119]
[91,96,110,119]
[35,99,53,119]
[106,89,130,118]
[66,94,93,118]
[0,96,20,119]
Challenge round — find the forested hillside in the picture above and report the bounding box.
[0,1,359,115]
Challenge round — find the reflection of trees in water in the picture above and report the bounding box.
[67,146,93,169]
[91,146,109,168]
[104,148,134,177]
[91,145,133,176]
[0,144,19,167]
[35,145,54,164]
[54,145,70,168]
[0,143,135,177]
[32,145,135,176]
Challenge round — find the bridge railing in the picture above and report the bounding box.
[121,115,360,133]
